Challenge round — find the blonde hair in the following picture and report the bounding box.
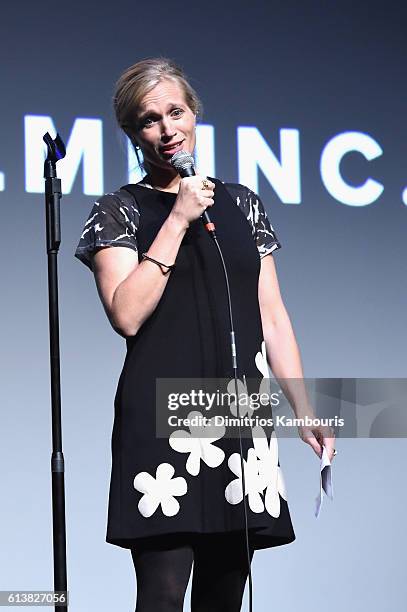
[113,57,203,151]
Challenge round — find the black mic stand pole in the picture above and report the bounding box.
[43,132,69,610]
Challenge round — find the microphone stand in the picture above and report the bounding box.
[43,132,69,610]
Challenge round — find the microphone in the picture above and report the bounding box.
[170,150,216,236]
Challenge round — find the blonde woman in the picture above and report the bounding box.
[75,57,335,612]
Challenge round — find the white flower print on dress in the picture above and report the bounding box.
[255,341,270,379]
[252,426,287,517]
[133,463,187,518]
[224,425,288,518]
[255,340,275,401]
[169,410,226,476]
[225,448,266,513]
[227,377,255,418]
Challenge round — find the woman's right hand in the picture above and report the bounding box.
[171,175,215,226]
[91,176,215,338]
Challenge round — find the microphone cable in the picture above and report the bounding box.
[170,151,253,612]
[210,235,254,612]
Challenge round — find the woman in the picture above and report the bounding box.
[75,58,335,612]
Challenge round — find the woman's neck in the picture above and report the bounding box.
[143,167,181,193]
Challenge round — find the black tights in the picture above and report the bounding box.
[130,532,255,612]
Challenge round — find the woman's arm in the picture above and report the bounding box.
[92,210,189,337]
[258,254,336,459]
[92,176,214,338]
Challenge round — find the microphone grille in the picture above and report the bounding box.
[170,150,195,172]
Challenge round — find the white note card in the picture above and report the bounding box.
[315,445,334,518]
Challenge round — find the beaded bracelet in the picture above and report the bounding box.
[141,252,176,275]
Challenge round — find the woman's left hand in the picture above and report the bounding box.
[297,419,336,462]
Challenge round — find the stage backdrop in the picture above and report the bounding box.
[1,1,405,611]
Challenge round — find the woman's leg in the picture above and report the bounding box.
[190,532,255,612]
[131,535,194,612]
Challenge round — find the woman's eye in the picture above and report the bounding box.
[140,116,155,128]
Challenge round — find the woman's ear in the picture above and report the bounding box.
[130,134,141,151]
[124,124,140,150]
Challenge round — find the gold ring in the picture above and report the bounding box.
[202,179,210,190]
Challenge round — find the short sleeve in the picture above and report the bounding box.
[74,190,139,271]
[224,183,282,258]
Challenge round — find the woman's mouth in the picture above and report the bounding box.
[159,140,185,156]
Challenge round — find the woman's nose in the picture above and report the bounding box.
[160,117,176,139]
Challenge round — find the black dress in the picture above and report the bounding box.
[75,178,296,550]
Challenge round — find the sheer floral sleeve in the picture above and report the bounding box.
[224,183,282,258]
[74,189,140,271]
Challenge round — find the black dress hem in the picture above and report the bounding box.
[106,527,296,551]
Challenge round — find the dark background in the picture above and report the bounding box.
[1,2,405,610]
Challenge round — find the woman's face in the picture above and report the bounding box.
[134,79,196,174]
